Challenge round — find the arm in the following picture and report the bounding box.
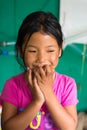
[1,98,43,130]
[1,69,45,130]
[45,92,77,130]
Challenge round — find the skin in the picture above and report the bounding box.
[1,32,77,130]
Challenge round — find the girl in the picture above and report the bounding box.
[1,11,78,130]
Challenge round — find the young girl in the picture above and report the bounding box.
[1,11,78,130]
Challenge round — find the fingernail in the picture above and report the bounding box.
[27,67,29,70]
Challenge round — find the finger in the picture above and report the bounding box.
[39,66,46,78]
[45,64,52,74]
[33,77,39,90]
[28,69,33,86]
[27,67,30,70]
[33,68,41,80]
[45,65,55,78]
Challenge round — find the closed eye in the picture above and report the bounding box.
[28,50,37,53]
[47,50,55,52]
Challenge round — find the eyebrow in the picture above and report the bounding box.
[27,45,36,48]
[27,44,56,48]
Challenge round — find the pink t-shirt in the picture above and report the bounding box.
[1,72,78,130]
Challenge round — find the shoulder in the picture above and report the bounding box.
[54,72,77,96]
[1,72,26,106]
[55,72,76,86]
[55,72,78,106]
[2,72,26,93]
[5,72,25,85]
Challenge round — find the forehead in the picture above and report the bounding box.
[27,32,59,47]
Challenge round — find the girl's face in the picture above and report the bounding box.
[23,32,62,69]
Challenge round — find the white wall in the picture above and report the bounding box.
[60,0,87,46]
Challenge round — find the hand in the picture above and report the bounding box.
[33,65,55,100]
[27,68,45,104]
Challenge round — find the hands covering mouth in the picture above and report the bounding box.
[26,62,55,104]
[26,62,55,87]
[27,61,54,76]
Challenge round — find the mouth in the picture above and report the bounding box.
[32,61,51,67]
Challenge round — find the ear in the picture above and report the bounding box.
[58,42,64,57]
[62,42,64,49]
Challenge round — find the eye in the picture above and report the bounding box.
[28,50,37,53]
[47,50,55,52]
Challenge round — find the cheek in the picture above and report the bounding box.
[50,54,59,68]
[24,54,34,67]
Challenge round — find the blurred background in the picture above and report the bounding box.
[0,0,87,129]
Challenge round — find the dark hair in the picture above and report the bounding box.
[15,11,63,67]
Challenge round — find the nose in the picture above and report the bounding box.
[35,51,50,66]
[36,52,46,63]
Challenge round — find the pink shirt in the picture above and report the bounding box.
[1,72,78,130]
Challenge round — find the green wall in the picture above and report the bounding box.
[0,0,60,92]
[0,0,60,42]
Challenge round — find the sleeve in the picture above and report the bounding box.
[1,78,19,107]
[61,77,79,106]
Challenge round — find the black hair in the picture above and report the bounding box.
[15,11,63,68]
